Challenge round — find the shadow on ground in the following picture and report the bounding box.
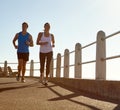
[38,81,120,110]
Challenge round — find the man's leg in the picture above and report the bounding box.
[21,53,29,82]
[21,60,27,82]
[17,59,23,81]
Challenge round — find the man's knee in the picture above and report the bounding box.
[46,68,50,76]
[18,65,22,70]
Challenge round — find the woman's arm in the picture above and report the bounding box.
[51,34,55,47]
[36,32,48,45]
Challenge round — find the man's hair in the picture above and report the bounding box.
[22,22,28,28]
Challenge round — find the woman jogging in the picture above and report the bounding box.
[36,22,55,85]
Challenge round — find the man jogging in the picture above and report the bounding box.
[13,22,33,82]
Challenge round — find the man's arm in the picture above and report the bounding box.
[27,35,34,47]
[13,33,18,49]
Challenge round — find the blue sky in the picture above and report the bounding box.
[0,0,120,80]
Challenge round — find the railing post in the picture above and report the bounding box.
[30,60,34,77]
[75,43,82,78]
[64,49,69,78]
[56,53,61,77]
[50,57,54,77]
[4,60,7,76]
[96,31,106,80]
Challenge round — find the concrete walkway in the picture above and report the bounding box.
[0,77,119,110]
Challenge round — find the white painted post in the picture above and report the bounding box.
[75,43,82,78]
[50,57,54,77]
[64,49,69,78]
[30,60,34,77]
[4,61,7,76]
[56,53,61,77]
[96,31,106,80]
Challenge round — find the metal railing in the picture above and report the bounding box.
[0,30,120,80]
[50,30,120,80]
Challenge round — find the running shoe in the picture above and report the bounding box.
[21,79,26,83]
[16,76,20,81]
[21,77,26,83]
[44,79,48,85]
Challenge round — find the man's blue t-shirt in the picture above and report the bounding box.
[17,32,30,53]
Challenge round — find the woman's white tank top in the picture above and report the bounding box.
[40,33,52,53]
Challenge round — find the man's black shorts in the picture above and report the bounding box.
[17,52,29,61]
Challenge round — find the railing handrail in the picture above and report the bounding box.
[53,30,120,65]
[54,30,120,58]
[0,30,120,80]
[104,30,120,40]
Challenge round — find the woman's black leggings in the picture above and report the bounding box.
[39,51,53,76]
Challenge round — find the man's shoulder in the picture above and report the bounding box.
[16,32,21,36]
[17,32,22,36]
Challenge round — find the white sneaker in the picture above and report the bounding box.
[39,78,42,83]
[39,76,45,84]
[21,77,26,83]
[42,79,45,84]
[44,79,48,85]
[16,76,20,81]
[21,79,26,83]
[39,78,44,83]
[16,74,20,81]
[45,80,48,84]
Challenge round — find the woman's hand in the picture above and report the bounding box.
[52,44,55,47]
[39,42,48,45]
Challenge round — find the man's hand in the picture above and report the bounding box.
[14,45,18,49]
[26,41,30,46]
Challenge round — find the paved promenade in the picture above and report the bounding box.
[0,77,119,110]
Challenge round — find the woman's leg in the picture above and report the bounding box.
[39,53,46,79]
[46,52,53,81]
